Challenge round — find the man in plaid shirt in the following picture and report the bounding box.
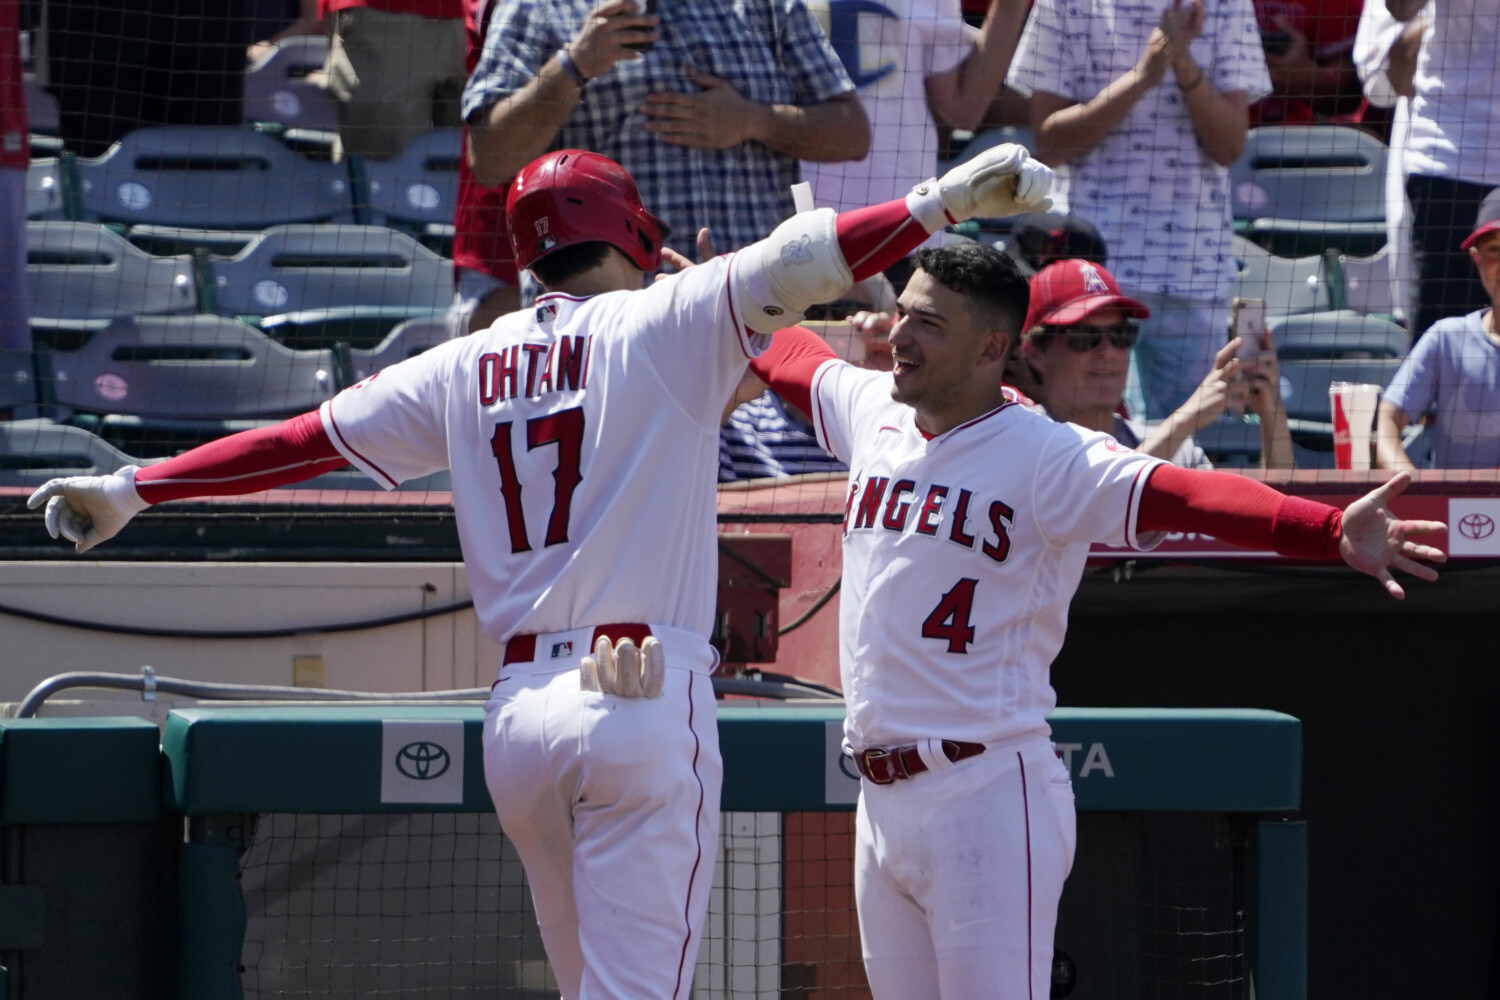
[462,0,870,264]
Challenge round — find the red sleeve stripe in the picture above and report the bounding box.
[844,216,929,277]
[1123,462,1158,551]
[323,401,399,489]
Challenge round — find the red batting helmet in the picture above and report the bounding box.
[506,150,668,273]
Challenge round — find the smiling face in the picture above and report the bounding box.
[1021,305,1131,421]
[887,269,1011,433]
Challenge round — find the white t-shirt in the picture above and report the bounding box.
[321,256,767,655]
[809,361,1164,750]
[1008,0,1270,304]
[1402,0,1500,186]
[799,0,972,215]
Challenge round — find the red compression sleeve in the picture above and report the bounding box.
[133,410,348,504]
[1137,465,1344,560]
[836,197,937,281]
[749,326,840,418]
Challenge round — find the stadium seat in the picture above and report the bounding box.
[0,349,39,420]
[74,127,354,231]
[0,419,139,487]
[27,222,197,320]
[25,158,66,220]
[1192,413,1264,469]
[46,315,336,420]
[1278,356,1403,460]
[243,36,339,132]
[1230,126,1388,257]
[1230,236,1330,317]
[1334,247,1399,320]
[1269,310,1409,360]
[359,129,461,253]
[346,316,451,385]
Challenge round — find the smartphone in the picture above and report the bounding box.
[625,0,658,52]
[1231,298,1266,366]
[1261,31,1292,56]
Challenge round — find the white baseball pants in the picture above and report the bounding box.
[483,664,722,1000]
[855,738,1076,1000]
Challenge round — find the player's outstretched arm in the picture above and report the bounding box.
[734,144,1053,334]
[26,410,346,553]
[1337,471,1446,599]
[1137,465,1446,600]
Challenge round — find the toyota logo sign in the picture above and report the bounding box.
[395,741,451,780]
[1458,513,1496,540]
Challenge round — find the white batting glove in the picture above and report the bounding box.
[579,635,666,698]
[914,143,1054,227]
[26,466,149,553]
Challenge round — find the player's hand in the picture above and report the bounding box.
[26,466,149,553]
[642,69,757,149]
[1338,472,1447,600]
[657,228,717,278]
[566,0,658,79]
[579,635,666,697]
[933,143,1053,222]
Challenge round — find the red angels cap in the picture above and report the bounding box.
[1024,259,1150,333]
[1460,189,1500,250]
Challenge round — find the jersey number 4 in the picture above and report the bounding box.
[489,406,585,554]
[921,578,978,654]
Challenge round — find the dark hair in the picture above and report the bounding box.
[529,241,614,288]
[912,242,1029,337]
[1002,212,1109,276]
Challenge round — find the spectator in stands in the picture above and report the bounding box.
[1387,0,1499,337]
[462,0,869,271]
[1008,0,1271,421]
[449,0,520,336]
[0,0,26,353]
[316,0,466,162]
[1016,259,1295,468]
[1354,0,1431,326]
[800,0,1029,291]
[1250,0,1365,125]
[1376,190,1500,470]
[1001,210,1110,276]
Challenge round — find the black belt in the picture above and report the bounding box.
[853,740,986,785]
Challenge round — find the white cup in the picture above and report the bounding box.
[1329,382,1381,470]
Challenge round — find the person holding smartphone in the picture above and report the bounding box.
[1013,260,1296,470]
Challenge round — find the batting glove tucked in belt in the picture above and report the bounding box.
[26,466,149,553]
[580,635,666,698]
[910,143,1054,229]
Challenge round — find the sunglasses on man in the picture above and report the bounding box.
[1034,321,1140,352]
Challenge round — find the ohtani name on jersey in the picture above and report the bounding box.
[844,475,1014,563]
[477,336,591,405]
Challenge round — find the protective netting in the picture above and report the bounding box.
[3,2,1498,493]
[237,810,1245,999]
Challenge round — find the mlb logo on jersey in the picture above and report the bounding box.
[537,301,559,323]
[551,641,574,659]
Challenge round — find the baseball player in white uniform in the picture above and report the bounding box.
[747,242,1448,999]
[28,144,1058,998]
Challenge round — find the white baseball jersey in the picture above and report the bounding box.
[321,255,767,662]
[808,360,1165,751]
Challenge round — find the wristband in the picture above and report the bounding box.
[557,47,589,88]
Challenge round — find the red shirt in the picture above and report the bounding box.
[1250,0,1364,125]
[318,0,463,21]
[451,0,518,285]
[0,0,27,170]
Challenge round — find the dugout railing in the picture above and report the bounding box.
[0,705,1305,1000]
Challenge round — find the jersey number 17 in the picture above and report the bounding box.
[489,406,585,553]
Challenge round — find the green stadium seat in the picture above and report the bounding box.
[1230,126,1388,257]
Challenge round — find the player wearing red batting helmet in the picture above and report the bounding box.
[506,149,669,274]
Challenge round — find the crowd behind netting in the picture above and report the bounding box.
[0,0,1495,485]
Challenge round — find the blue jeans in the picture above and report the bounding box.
[1128,292,1227,421]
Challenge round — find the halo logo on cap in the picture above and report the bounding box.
[1078,263,1109,294]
